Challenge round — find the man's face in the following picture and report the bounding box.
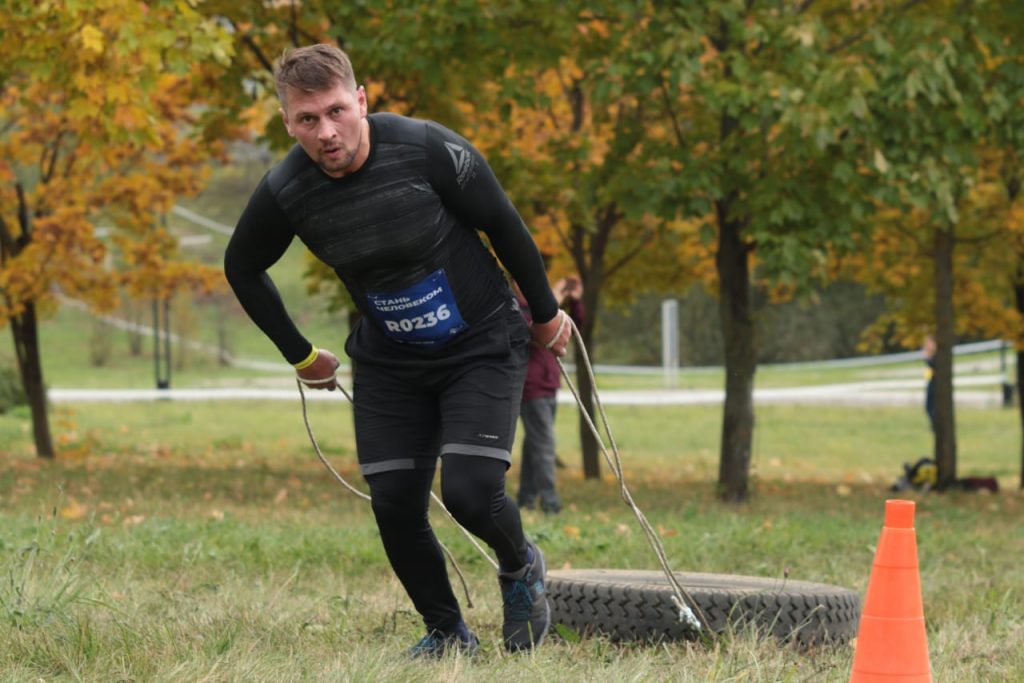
[281,81,368,178]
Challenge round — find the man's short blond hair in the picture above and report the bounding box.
[274,44,357,109]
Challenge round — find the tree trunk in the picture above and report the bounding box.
[569,205,617,481]
[932,226,957,488]
[575,280,600,479]
[1018,347,1023,491]
[1015,279,1023,490]
[10,303,54,459]
[715,199,756,503]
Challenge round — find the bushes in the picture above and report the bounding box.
[0,364,27,414]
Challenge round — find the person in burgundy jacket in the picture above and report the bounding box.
[515,276,585,514]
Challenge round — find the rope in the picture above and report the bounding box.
[557,319,706,631]
[296,378,497,610]
[295,317,706,632]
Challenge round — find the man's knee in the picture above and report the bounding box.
[366,471,431,523]
[439,478,487,523]
[440,455,507,523]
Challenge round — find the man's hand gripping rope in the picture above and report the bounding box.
[295,347,342,390]
[531,309,571,357]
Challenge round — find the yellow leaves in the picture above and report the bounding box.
[576,15,610,39]
[787,23,816,48]
[123,514,147,528]
[873,149,889,174]
[113,104,153,131]
[60,497,89,520]
[79,24,105,54]
[0,6,233,331]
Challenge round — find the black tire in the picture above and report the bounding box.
[547,569,860,647]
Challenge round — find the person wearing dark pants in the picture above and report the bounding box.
[519,397,561,512]
[516,277,584,514]
[923,335,936,432]
[224,44,571,657]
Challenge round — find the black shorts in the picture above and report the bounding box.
[350,307,530,476]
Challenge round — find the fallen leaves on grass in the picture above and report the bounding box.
[60,497,89,520]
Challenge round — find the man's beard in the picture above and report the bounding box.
[319,123,362,176]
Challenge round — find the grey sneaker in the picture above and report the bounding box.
[498,541,550,651]
[407,624,480,659]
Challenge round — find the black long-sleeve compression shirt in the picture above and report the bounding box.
[224,113,558,364]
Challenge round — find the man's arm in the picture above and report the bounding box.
[223,175,314,364]
[425,123,571,354]
[425,123,557,322]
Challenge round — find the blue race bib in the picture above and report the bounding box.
[366,269,468,347]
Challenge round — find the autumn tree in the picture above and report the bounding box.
[848,1,1024,488]
[590,2,918,501]
[0,1,232,458]
[198,1,534,142]
[985,160,1024,489]
[455,11,711,479]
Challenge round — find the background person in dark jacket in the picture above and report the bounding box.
[923,335,936,432]
[515,276,584,514]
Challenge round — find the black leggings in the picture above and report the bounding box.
[365,454,528,633]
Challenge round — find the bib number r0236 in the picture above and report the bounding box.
[366,270,467,346]
[383,303,451,332]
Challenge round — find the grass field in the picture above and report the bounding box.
[0,162,1020,680]
[1,398,1021,681]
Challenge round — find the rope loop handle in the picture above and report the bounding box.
[543,310,569,349]
[297,375,338,386]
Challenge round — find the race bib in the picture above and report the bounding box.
[366,270,468,346]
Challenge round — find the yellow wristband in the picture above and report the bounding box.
[293,347,319,371]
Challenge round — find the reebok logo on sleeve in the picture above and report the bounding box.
[444,141,477,188]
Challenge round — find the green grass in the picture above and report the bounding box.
[1,158,1020,678]
[1,401,1021,681]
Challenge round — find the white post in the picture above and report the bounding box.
[661,299,679,387]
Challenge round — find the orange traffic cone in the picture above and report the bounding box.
[849,499,931,682]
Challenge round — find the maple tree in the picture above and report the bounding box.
[0,0,233,458]
[594,2,907,501]
[844,1,1024,488]
[459,12,711,479]
[607,0,1024,501]
[197,0,528,140]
